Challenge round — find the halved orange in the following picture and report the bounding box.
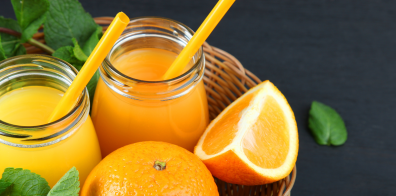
[194,80,298,185]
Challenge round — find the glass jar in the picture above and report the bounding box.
[0,55,102,187]
[91,17,209,156]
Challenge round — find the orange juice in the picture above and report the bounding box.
[0,55,102,187]
[0,86,65,126]
[92,17,209,156]
[112,48,181,81]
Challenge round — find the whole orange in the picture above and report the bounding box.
[81,141,219,196]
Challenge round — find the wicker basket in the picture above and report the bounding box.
[25,17,297,196]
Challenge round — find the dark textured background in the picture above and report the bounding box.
[1,0,395,195]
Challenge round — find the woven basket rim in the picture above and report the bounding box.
[23,16,297,196]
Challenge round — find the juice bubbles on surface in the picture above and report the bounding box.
[92,17,209,156]
[0,55,102,187]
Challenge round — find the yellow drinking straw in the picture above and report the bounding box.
[47,12,130,123]
[162,0,235,80]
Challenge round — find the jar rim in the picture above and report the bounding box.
[103,16,204,84]
[0,54,88,138]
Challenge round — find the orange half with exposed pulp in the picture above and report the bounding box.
[194,80,298,185]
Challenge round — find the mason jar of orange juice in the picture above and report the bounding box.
[0,55,102,187]
[92,17,209,156]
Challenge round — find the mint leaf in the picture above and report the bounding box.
[0,179,13,195]
[44,0,99,50]
[0,36,6,61]
[47,167,79,196]
[308,101,348,146]
[2,168,50,196]
[82,26,102,56]
[14,43,26,56]
[53,46,84,69]
[0,17,25,58]
[11,0,50,43]
[72,38,88,62]
[45,0,102,105]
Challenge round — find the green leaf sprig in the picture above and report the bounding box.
[1,168,50,196]
[0,0,103,104]
[11,0,49,43]
[0,167,80,196]
[47,167,80,196]
[0,16,25,60]
[0,179,13,195]
[308,101,348,146]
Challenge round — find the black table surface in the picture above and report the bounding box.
[1,0,395,195]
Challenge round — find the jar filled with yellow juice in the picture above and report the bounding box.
[92,17,209,156]
[0,55,102,187]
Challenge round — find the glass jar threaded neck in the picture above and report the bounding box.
[101,16,205,101]
[0,54,90,148]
